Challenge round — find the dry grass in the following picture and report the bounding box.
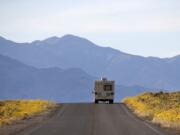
[123,91,180,129]
[0,100,55,127]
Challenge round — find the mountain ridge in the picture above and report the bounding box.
[0,34,180,89]
[1,34,179,59]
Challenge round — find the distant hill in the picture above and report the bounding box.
[0,54,94,102]
[0,35,180,89]
[0,54,149,102]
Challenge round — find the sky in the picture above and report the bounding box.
[0,0,180,58]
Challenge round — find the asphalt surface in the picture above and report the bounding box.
[19,103,172,135]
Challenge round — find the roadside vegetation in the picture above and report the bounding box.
[123,91,180,129]
[0,100,55,127]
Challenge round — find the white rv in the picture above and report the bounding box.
[93,77,114,104]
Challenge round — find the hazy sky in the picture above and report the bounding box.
[0,0,180,58]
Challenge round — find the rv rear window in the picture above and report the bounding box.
[104,85,112,91]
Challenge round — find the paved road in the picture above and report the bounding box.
[19,103,171,135]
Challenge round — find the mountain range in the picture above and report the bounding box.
[0,35,180,90]
[0,54,148,102]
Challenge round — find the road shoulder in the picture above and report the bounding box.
[0,104,61,135]
[123,103,180,135]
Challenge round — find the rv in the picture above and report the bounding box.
[93,77,114,104]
